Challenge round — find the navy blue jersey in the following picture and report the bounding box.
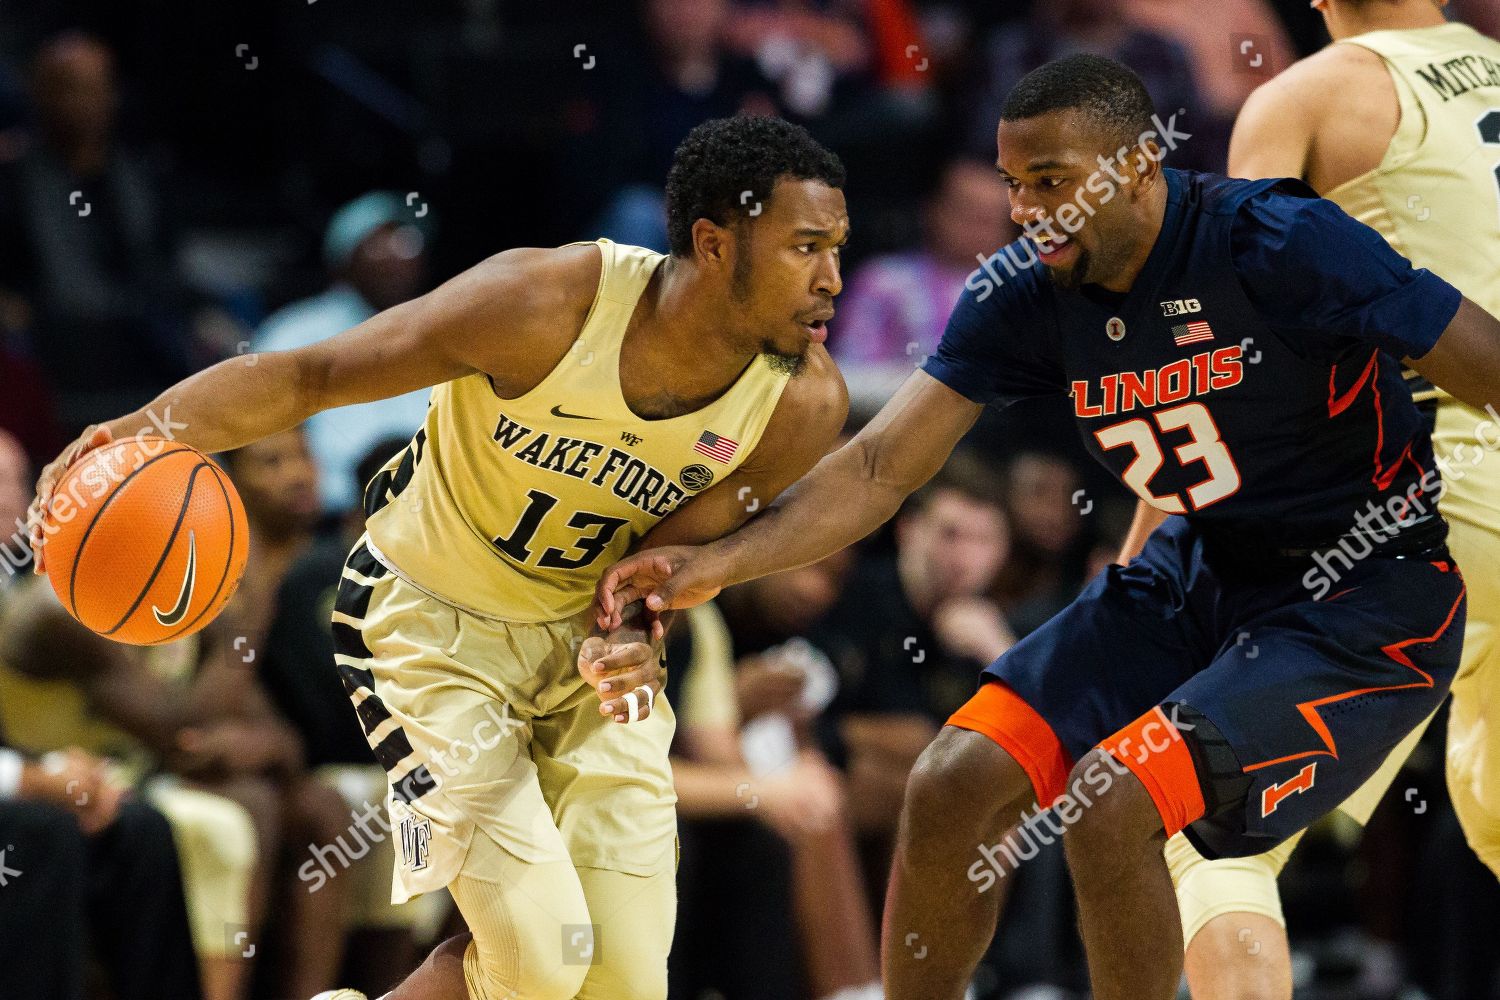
[925,169,1462,548]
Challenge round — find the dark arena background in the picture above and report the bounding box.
[1,1,1499,999]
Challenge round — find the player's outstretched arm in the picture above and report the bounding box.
[28,245,601,562]
[1410,297,1500,413]
[595,368,984,628]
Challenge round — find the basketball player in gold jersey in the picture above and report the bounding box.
[28,115,851,1000]
[1109,3,1500,996]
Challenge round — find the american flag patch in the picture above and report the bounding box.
[693,430,739,463]
[1172,320,1213,346]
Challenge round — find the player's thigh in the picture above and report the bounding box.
[450,830,594,1000]
[334,541,573,901]
[526,632,679,879]
[1167,556,1464,860]
[964,520,1214,806]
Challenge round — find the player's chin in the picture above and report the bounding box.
[1042,253,1088,289]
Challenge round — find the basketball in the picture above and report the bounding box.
[40,436,249,645]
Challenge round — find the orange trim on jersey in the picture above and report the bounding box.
[1099,706,1206,837]
[1242,583,1466,773]
[1327,352,1378,417]
[947,682,1072,807]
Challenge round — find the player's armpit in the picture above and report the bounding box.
[1409,297,1500,413]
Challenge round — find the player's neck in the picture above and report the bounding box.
[1327,3,1447,39]
[1096,182,1170,295]
[624,257,760,409]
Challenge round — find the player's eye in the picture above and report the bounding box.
[1042,177,1067,189]
[797,243,816,254]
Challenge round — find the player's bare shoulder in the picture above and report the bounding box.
[427,242,605,397]
[1233,42,1396,188]
[742,345,849,476]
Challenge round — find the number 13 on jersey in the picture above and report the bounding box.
[1095,401,1242,513]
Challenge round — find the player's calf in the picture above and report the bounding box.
[882,726,1036,1000]
[1062,748,1184,1000]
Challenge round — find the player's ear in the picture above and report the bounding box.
[1129,138,1165,196]
[691,218,733,272]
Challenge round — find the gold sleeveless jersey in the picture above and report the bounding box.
[1328,22,1500,404]
[363,239,791,623]
[1328,22,1500,528]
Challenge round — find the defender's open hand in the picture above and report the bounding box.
[593,544,726,632]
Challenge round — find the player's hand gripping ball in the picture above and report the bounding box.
[39,436,249,645]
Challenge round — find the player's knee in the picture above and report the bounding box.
[904,727,1030,836]
[462,931,589,1000]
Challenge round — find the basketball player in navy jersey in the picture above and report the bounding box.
[593,55,1500,999]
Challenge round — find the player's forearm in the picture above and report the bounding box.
[97,351,322,454]
[1415,299,1500,414]
[1118,501,1169,564]
[703,437,906,587]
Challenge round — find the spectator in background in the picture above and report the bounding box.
[580,0,781,250]
[216,428,322,652]
[1451,0,1500,37]
[0,32,192,432]
[831,157,1013,413]
[994,450,1089,632]
[1122,0,1294,154]
[963,0,1211,169]
[691,548,882,1000]
[0,744,202,1000]
[252,192,431,513]
[812,450,1014,865]
[0,431,353,1000]
[723,0,872,118]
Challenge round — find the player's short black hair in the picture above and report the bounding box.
[665,115,845,258]
[1000,54,1157,150]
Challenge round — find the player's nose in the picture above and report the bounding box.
[1009,195,1043,230]
[812,252,841,298]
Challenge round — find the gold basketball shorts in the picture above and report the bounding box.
[330,536,678,904]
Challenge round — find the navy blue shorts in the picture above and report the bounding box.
[948,517,1465,859]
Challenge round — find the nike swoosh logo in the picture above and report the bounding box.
[550,404,598,420]
[152,530,197,627]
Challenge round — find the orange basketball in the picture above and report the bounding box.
[41,436,249,645]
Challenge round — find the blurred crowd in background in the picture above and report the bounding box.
[1,1,1499,999]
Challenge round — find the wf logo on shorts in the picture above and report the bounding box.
[400,814,432,871]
